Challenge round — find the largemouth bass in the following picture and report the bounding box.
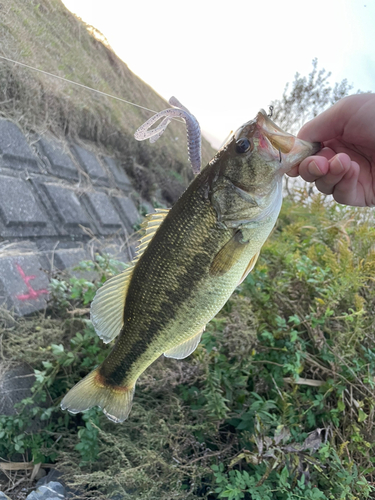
[61,110,321,423]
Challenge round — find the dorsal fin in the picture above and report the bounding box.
[90,209,169,343]
[136,209,170,257]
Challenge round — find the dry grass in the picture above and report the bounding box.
[0,0,215,203]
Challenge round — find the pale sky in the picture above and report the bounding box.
[62,0,375,148]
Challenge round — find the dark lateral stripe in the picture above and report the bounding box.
[98,174,224,386]
[100,250,213,386]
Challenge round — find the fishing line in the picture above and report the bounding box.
[0,54,173,117]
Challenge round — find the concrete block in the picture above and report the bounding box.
[0,492,12,499]
[102,243,133,267]
[0,119,39,172]
[83,191,123,235]
[36,250,53,276]
[36,137,78,180]
[36,471,82,499]
[0,364,35,416]
[32,248,85,277]
[140,200,156,215]
[0,176,56,238]
[35,240,81,252]
[38,183,93,236]
[52,248,99,282]
[0,251,49,315]
[103,157,132,189]
[36,470,63,488]
[53,248,88,271]
[25,481,65,500]
[112,196,141,233]
[71,144,108,185]
[28,497,62,500]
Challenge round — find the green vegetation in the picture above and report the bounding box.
[1,5,374,496]
[1,191,375,499]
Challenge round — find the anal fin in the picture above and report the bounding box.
[164,328,205,359]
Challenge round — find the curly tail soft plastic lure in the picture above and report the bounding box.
[0,57,202,173]
[134,96,202,175]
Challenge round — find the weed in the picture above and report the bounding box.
[1,194,375,499]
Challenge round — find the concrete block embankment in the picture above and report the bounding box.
[0,118,143,316]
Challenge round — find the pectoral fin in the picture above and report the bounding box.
[237,251,260,286]
[210,230,249,276]
[164,328,205,359]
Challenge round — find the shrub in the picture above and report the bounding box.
[1,193,375,499]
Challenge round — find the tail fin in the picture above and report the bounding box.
[60,367,135,423]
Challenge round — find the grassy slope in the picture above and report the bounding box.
[1,195,375,499]
[0,0,215,203]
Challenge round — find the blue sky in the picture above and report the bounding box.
[62,0,375,147]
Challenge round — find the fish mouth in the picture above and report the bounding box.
[256,109,322,173]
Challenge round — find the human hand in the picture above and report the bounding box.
[287,93,375,207]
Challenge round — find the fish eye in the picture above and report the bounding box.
[235,138,252,154]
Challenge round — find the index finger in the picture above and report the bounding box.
[297,94,372,143]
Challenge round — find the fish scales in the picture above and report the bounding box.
[61,109,321,423]
[101,169,240,385]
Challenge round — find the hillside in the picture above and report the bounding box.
[0,0,215,203]
[2,6,375,500]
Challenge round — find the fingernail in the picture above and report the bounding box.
[309,161,321,176]
[335,157,344,173]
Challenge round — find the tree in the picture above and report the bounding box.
[270,58,361,134]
